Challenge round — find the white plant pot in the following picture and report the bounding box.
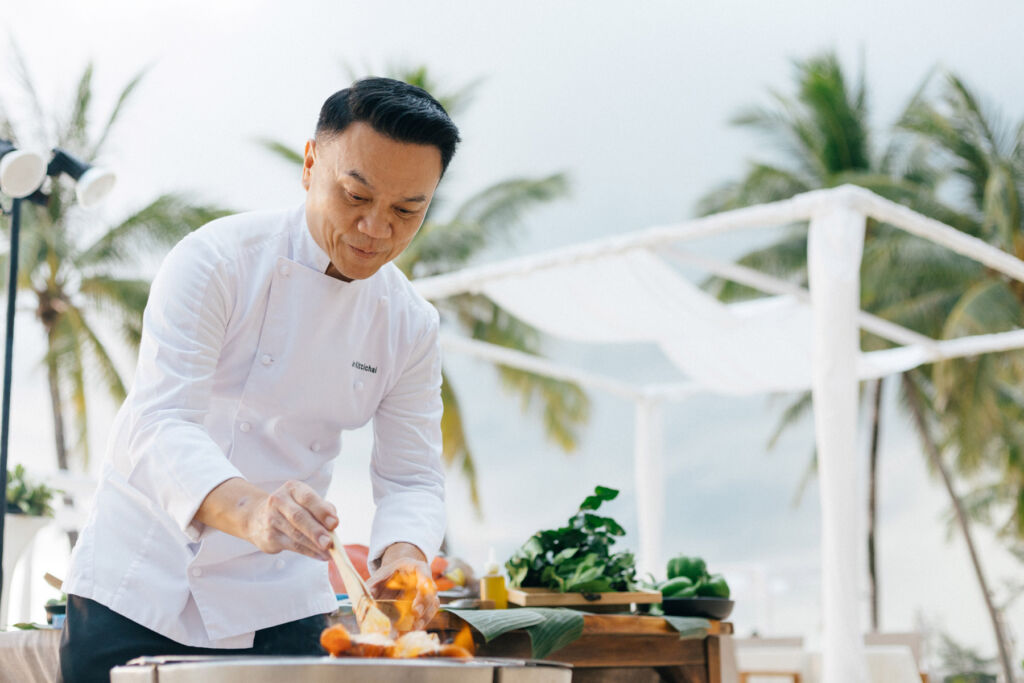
[1,513,50,628]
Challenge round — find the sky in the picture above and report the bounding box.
[3,0,1024,672]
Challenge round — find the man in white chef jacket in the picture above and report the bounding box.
[59,78,459,682]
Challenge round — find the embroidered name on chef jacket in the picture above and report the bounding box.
[352,361,378,374]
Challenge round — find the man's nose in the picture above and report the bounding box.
[357,208,391,239]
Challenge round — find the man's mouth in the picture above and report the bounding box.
[348,244,378,258]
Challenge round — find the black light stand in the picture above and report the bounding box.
[0,144,111,619]
[0,196,24,609]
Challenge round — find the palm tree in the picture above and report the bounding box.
[897,74,1024,682]
[697,53,1019,680]
[259,67,589,510]
[698,51,963,632]
[0,51,230,480]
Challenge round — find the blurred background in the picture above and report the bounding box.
[2,0,1023,678]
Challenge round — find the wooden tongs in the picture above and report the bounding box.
[327,531,392,635]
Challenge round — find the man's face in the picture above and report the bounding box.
[302,121,442,281]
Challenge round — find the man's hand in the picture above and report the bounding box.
[366,543,439,631]
[194,477,338,561]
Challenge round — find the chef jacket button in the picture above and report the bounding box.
[261,354,273,366]
[354,380,364,390]
[191,567,203,577]
[279,264,290,277]
[310,441,321,452]
[379,296,389,306]
[239,421,251,433]
[275,558,286,570]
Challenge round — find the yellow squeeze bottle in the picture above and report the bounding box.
[479,548,508,609]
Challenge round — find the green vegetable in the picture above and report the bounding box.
[667,555,707,582]
[659,576,694,597]
[506,486,637,593]
[696,574,730,599]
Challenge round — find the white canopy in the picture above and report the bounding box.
[413,185,1024,683]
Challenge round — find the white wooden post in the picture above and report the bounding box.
[807,203,868,683]
[634,398,664,575]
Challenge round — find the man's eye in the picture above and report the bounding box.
[397,208,415,216]
[348,192,367,202]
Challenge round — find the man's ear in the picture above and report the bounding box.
[301,139,316,191]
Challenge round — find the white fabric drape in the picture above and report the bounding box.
[481,248,932,395]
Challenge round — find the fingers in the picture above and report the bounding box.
[253,481,339,561]
[274,491,330,551]
[289,481,339,531]
[412,589,440,630]
[269,515,329,561]
[366,558,439,630]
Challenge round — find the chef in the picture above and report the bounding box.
[59,77,460,682]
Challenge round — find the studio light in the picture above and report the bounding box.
[0,145,115,610]
[47,148,117,209]
[0,141,47,199]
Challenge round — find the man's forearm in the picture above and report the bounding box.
[193,477,337,560]
[379,541,427,567]
[193,477,267,541]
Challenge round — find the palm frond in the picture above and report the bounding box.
[403,174,569,277]
[702,229,809,301]
[696,164,811,215]
[9,39,50,145]
[61,62,94,150]
[767,391,812,450]
[78,276,149,349]
[76,194,230,267]
[64,303,128,405]
[255,137,305,166]
[439,373,481,514]
[980,162,1023,256]
[796,52,871,173]
[451,174,570,238]
[49,312,90,467]
[790,447,819,508]
[461,299,590,451]
[899,82,992,210]
[384,64,480,116]
[90,65,150,158]
[730,96,825,181]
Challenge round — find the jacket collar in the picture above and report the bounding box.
[292,203,333,275]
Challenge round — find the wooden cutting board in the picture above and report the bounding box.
[506,587,662,607]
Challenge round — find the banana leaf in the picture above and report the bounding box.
[443,607,584,658]
[661,616,712,639]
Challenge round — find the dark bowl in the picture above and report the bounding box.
[662,597,734,620]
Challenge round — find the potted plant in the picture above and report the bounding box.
[3,465,58,627]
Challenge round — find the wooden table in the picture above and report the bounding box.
[433,612,736,683]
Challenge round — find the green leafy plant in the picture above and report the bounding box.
[506,486,637,593]
[5,464,59,516]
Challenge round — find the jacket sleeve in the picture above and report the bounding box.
[114,233,245,541]
[367,306,446,566]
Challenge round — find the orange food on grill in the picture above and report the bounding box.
[319,622,475,659]
[320,624,352,656]
[347,633,393,658]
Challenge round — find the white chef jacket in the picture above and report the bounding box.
[64,205,446,648]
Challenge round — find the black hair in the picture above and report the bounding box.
[315,77,460,174]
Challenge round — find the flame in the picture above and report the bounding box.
[390,630,441,658]
[320,621,475,660]
[320,566,475,660]
[386,567,438,633]
[452,624,475,655]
